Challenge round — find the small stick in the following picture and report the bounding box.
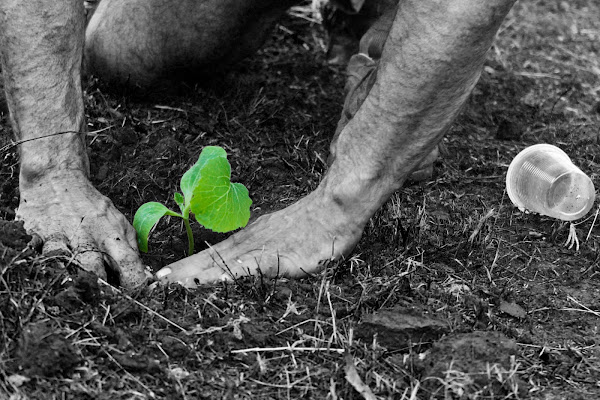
[585,205,600,242]
[563,295,600,317]
[98,278,189,334]
[231,346,344,354]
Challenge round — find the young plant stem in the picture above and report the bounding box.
[183,207,195,255]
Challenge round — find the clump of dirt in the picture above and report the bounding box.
[50,269,101,311]
[0,220,31,264]
[419,331,527,398]
[15,320,81,377]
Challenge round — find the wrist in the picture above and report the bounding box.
[19,144,90,190]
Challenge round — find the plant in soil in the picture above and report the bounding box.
[133,146,252,255]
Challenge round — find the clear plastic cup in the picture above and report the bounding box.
[506,144,595,221]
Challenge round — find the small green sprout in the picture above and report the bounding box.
[133,146,252,255]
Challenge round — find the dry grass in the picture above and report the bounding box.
[1,0,600,399]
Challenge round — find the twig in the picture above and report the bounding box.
[345,353,377,400]
[326,281,339,345]
[97,278,189,333]
[1,130,81,153]
[231,345,344,354]
[513,71,562,80]
[585,205,600,241]
[276,318,333,335]
[154,105,187,113]
[563,295,600,317]
[248,376,313,390]
[517,343,596,351]
[468,208,495,243]
[0,127,114,153]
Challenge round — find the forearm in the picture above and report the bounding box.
[0,0,89,184]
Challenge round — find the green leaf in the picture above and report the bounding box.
[174,192,185,213]
[180,146,227,205]
[133,202,181,252]
[190,154,252,233]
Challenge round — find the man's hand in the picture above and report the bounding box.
[17,171,148,287]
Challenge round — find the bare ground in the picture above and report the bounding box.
[1,1,600,399]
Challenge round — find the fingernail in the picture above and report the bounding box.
[155,267,172,279]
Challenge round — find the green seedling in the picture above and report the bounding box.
[133,146,252,256]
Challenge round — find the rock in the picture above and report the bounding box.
[161,336,190,358]
[112,351,161,373]
[499,300,527,319]
[356,307,449,350]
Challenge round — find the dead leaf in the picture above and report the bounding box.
[7,374,30,387]
[499,301,526,319]
[345,353,377,400]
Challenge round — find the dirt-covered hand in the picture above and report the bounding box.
[154,188,366,287]
[17,172,148,287]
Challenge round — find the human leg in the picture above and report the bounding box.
[85,0,298,87]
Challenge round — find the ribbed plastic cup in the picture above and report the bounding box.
[506,144,595,221]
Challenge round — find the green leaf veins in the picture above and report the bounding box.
[133,202,181,253]
[190,153,252,233]
[132,146,252,255]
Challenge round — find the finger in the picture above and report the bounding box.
[156,255,233,287]
[124,225,139,253]
[42,233,71,257]
[156,266,233,287]
[426,145,440,163]
[409,164,434,182]
[416,145,439,169]
[101,236,148,288]
[27,233,43,252]
[74,247,108,280]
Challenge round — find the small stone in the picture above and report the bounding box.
[499,300,527,319]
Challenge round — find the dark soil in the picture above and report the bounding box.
[1,1,600,399]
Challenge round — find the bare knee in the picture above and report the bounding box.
[85,0,297,87]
